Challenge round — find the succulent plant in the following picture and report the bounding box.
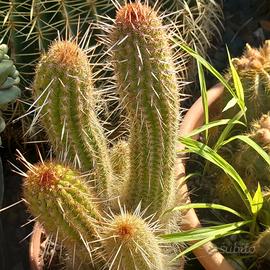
[213,114,270,213]
[222,41,270,123]
[22,2,187,269]
[0,44,21,137]
[33,40,113,198]
[0,0,113,86]
[23,161,102,268]
[0,43,20,206]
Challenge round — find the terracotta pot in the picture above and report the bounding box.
[29,83,234,270]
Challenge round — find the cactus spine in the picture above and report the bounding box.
[223,41,270,123]
[0,0,112,84]
[33,40,113,197]
[110,3,180,218]
[100,212,165,270]
[23,161,102,267]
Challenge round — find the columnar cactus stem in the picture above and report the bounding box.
[110,3,180,217]
[23,161,102,266]
[100,212,165,270]
[33,40,113,197]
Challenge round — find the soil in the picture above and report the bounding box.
[1,0,270,270]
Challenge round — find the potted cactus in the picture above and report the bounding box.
[14,2,237,270]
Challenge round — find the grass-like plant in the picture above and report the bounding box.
[160,39,270,268]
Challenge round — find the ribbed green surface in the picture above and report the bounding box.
[0,0,112,84]
[33,40,113,197]
[111,3,180,217]
[100,213,165,270]
[23,162,102,266]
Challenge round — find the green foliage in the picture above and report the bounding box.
[163,39,270,267]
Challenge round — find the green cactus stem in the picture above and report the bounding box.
[33,40,113,197]
[99,212,165,270]
[23,161,102,267]
[109,3,180,218]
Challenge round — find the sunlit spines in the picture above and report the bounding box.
[0,0,113,84]
[99,211,165,270]
[223,41,270,123]
[109,2,180,218]
[23,161,102,267]
[33,40,113,198]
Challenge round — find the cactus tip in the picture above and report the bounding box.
[116,2,156,28]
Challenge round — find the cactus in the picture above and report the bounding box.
[0,0,113,85]
[19,1,227,269]
[162,0,223,82]
[23,161,102,268]
[222,41,270,123]
[33,40,113,197]
[99,212,165,270]
[108,2,180,218]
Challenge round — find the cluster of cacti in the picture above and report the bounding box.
[0,0,222,149]
[0,0,222,87]
[21,2,189,269]
[222,41,270,123]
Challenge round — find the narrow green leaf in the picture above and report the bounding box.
[161,221,251,243]
[197,61,208,139]
[179,137,253,212]
[222,97,237,112]
[213,110,246,152]
[221,135,270,167]
[172,38,235,96]
[169,229,249,261]
[186,119,244,138]
[251,183,263,215]
[165,203,246,220]
[227,47,246,116]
